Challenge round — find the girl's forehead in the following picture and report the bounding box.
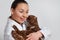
[15,3,29,10]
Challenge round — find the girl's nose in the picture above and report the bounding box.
[23,13,28,18]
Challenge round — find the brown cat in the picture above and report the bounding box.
[11,15,43,40]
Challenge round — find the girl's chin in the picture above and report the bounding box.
[19,21,25,24]
[19,19,26,24]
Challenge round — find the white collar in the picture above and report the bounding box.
[8,18,26,30]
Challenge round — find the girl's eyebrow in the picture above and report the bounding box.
[20,8,29,11]
[20,9,24,11]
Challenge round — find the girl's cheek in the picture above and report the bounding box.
[17,13,23,17]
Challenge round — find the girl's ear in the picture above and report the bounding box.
[11,8,14,15]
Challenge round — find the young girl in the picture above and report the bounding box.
[4,0,51,40]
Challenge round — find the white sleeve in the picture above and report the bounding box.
[4,23,14,40]
[39,26,51,40]
[4,32,14,40]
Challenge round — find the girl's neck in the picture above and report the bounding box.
[9,16,23,27]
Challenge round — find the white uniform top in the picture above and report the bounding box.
[4,18,51,40]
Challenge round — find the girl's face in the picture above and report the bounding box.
[11,3,29,24]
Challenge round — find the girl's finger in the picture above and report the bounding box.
[26,36,31,40]
[27,33,32,37]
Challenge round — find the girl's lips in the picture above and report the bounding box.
[20,17,26,21]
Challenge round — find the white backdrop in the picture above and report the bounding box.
[0,0,60,40]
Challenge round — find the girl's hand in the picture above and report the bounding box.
[26,31,43,40]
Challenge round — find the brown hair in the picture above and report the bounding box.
[11,0,28,9]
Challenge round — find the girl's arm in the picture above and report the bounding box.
[39,26,51,40]
[4,23,14,40]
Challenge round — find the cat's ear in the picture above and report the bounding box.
[34,16,37,19]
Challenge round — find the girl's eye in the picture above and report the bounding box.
[26,11,28,14]
[19,11,23,13]
[26,10,29,14]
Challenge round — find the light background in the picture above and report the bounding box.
[0,0,60,40]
